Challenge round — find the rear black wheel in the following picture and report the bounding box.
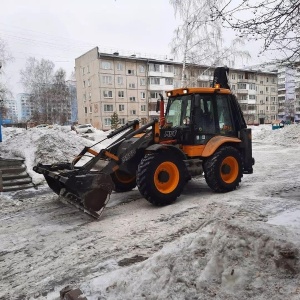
[203,146,243,193]
[137,152,188,206]
[111,170,136,192]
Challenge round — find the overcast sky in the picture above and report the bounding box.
[0,0,266,97]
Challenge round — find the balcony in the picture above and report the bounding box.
[148,110,160,117]
[197,74,212,81]
[242,110,256,115]
[148,84,174,90]
[237,89,248,94]
[148,71,174,78]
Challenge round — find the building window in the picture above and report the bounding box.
[238,74,244,80]
[141,105,146,112]
[87,65,90,73]
[84,107,88,114]
[83,81,86,88]
[87,79,91,87]
[104,104,113,112]
[231,74,236,80]
[127,69,135,75]
[149,64,160,72]
[164,65,174,73]
[149,78,160,85]
[140,78,146,86]
[266,87,269,92]
[240,95,247,100]
[249,83,255,90]
[103,90,113,98]
[102,76,112,85]
[165,78,173,85]
[266,96,269,101]
[140,92,146,99]
[150,91,160,98]
[249,95,256,100]
[129,83,136,88]
[104,118,111,126]
[118,91,124,98]
[119,118,125,125]
[237,83,246,89]
[117,63,123,71]
[117,77,123,85]
[130,110,137,115]
[89,106,92,113]
[139,65,145,73]
[130,97,136,102]
[119,104,125,111]
[89,92,92,100]
[101,61,112,69]
[231,84,235,90]
[82,67,85,75]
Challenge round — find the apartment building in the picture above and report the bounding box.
[2,98,18,122]
[16,93,34,122]
[277,65,300,122]
[75,47,278,129]
[229,69,278,124]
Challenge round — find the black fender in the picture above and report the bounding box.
[145,144,187,160]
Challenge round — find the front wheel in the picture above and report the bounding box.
[203,146,243,193]
[111,170,136,192]
[136,152,188,206]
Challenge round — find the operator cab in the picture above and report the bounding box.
[161,90,239,145]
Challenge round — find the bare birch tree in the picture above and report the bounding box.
[210,0,300,66]
[0,38,13,120]
[20,58,70,124]
[170,0,250,86]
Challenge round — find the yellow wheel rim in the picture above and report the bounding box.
[154,161,179,194]
[114,170,135,184]
[220,156,239,183]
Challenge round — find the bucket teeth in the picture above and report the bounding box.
[59,193,107,219]
[58,173,114,219]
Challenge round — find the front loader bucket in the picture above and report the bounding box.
[34,163,114,219]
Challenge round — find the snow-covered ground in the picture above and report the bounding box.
[0,124,300,300]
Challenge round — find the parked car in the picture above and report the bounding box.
[76,124,96,134]
[35,124,50,129]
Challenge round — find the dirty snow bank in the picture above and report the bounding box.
[0,126,109,184]
[80,220,300,300]
[251,124,300,145]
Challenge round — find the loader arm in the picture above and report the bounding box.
[33,119,159,219]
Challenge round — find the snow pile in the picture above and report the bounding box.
[252,124,300,145]
[0,126,109,184]
[81,221,299,300]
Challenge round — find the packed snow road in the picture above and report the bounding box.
[0,125,300,299]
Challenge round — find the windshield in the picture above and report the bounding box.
[165,95,192,126]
